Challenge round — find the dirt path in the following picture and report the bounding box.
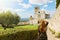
[47,27,60,40]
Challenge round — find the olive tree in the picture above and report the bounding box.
[0,11,20,29]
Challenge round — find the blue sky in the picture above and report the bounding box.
[0,0,56,18]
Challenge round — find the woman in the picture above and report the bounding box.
[38,19,49,40]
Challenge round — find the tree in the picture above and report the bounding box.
[56,0,60,8]
[13,14,20,25]
[0,11,20,29]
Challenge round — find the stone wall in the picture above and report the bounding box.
[48,4,60,33]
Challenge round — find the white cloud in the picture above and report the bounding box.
[29,0,42,5]
[19,3,32,8]
[0,0,13,11]
[0,0,23,2]
[49,0,53,3]
[41,8,45,10]
[29,0,53,5]
[14,9,26,17]
[20,12,34,18]
[17,0,23,2]
[15,9,25,12]
[43,5,48,8]
[0,0,23,12]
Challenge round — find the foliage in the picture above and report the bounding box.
[13,14,20,25]
[49,27,60,38]
[56,0,60,8]
[49,28,55,34]
[0,11,20,29]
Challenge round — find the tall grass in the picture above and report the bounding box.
[0,25,38,40]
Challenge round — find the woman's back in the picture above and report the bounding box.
[38,19,49,40]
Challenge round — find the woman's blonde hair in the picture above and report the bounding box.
[38,19,48,32]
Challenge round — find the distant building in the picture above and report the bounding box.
[45,14,50,19]
[29,16,34,24]
[29,6,50,24]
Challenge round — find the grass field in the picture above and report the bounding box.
[0,25,38,40]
